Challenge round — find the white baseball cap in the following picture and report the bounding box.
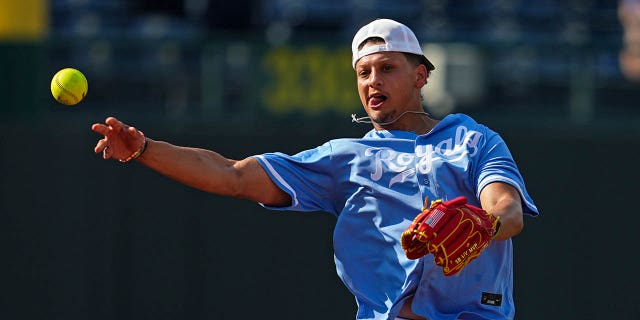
[351,18,435,71]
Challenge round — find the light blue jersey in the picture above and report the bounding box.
[253,114,538,320]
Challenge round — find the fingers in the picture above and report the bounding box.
[128,126,140,137]
[92,117,121,133]
[105,117,126,129]
[92,117,127,134]
[91,123,109,135]
[92,116,136,142]
[105,116,119,125]
[94,138,108,154]
[92,117,122,159]
[102,146,112,159]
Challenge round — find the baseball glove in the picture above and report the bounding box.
[401,196,500,276]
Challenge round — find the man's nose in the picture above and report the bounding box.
[369,69,383,87]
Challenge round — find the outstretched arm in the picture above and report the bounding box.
[91,117,291,207]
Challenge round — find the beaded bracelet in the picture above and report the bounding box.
[119,138,148,163]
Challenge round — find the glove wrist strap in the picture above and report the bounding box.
[492,219,502,239]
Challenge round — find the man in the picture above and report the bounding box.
[92,19,538,320]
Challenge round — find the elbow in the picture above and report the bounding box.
[513,216,524,236]
[225,170,246,198]
[493,206,524,240]
[199,160,245,198]
[503,210,524,239]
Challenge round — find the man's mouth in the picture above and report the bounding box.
[369,94,387,108]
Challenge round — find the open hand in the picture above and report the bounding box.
[91,117,146,162]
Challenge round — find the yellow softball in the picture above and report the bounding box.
[51,68,88,106]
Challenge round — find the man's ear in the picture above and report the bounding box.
[415,64,429,88]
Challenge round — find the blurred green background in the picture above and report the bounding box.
[2,1,640,319]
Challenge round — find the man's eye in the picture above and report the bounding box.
[383,65,392,71]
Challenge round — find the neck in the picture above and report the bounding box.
[374,111,437,135]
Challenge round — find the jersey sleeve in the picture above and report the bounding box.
[252,141,337,214]
[474,131,539,217]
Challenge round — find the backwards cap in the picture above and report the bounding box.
[351,18,435,71]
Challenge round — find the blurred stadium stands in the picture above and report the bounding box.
[4,3,640,320]
[32,0,640,123]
